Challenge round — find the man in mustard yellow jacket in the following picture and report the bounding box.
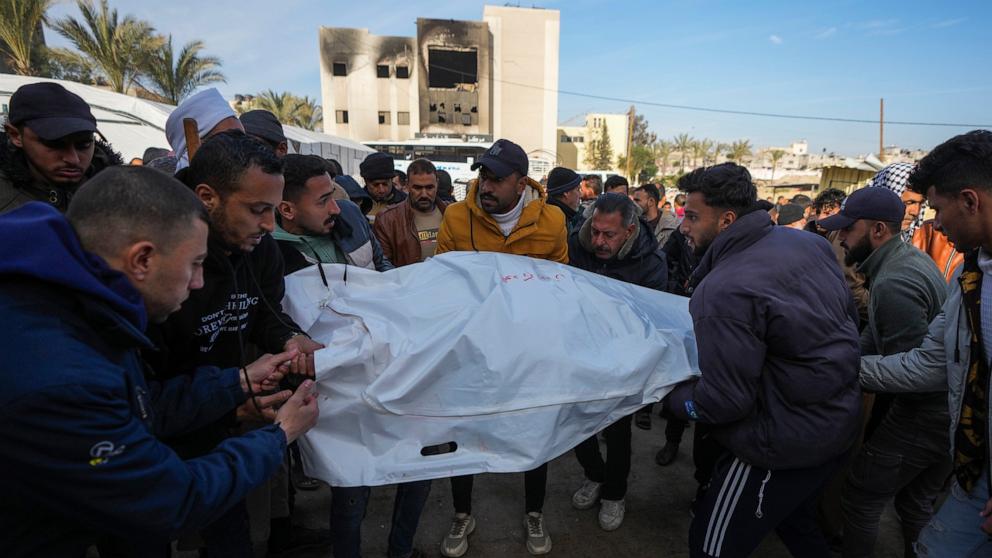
[435,139,567,557]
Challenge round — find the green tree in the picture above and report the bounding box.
[631,113,656,146]
[291,95,322,131]
[727,139,753,164]
[654,140,674,178]
[253,90,323,131]
[711,142,728,165]
[673,133,694,171]
[142,35,224,104]
[617,144,657,184]
[585,123,615,170]
[0,0,53,75]
[769,149,786,182]
[44,47,99,83]
[53,0,161,93]
[692,139,713,168]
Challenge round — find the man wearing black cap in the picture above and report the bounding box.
[240,109,289,158]
[1,82,123,213]
[360,152,407,220]
[816,186,951,557]
[545,166,585,233]
[776,203,807,229]
[436,138,567,557]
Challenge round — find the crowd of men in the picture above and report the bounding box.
[2,80,992,558]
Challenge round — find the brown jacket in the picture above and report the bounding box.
[912,220,964,282]
[372,200,449,267]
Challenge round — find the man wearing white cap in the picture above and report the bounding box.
[165,88,243,171]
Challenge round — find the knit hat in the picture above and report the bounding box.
[359,152,397,181]
[546,167,581,197]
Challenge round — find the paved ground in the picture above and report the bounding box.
[281,411,908,558]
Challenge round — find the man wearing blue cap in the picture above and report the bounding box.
[1,82,123,213]
[817,186,951,557]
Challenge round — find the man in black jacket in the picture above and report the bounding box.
[362,152,407,220]
[664,163,862,558]
[145,131,323,557]
[568,193,666,532]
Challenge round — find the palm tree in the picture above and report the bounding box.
[654,140,674,178]
[53,0,161,93]
[712,142,728,165]
[673,133,693,172]
[141,36,224,104]
[769,149,786,182]
[693,138,713,168]
[291,96,322,131]
[254,90,324,131]
[0,0,53,75]
[728,139,753,164]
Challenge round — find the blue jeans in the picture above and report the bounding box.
[330,481,432,558]
[917,474,992,557]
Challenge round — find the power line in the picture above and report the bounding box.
[424,62,992,128]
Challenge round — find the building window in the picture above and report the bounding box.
[575,137,584,143]
[427,48,478,89]
[332,62,347,76]
[397,112,410,125]
[378,111,390,125]
[376,64,389,78]
[396,66,409,79]
[335,110,349,124]
[462,114,471,126]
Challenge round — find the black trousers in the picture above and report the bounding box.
[574,415,633,500]
[450,463,548,515]
[689,451,843,558]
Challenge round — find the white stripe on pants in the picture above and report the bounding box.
[703,457,752,557]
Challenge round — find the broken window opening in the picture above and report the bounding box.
[332,62,347,76]
[376,65,390,78]
[427,48,478,89]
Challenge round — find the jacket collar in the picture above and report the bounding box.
[547,196,577,221]
[465,177,547,237]
[857,235,906,281]
[577,215,644,261]
[690,207,773,287]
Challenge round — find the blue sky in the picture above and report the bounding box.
[45,0,992,156]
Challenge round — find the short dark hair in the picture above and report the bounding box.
[407,158,436,177]
[395,170,407,184]
[324,158,343,178]
[67,166,208,257]
[674,193,686,206]
[593,192,638,227]
[790,194,812,208]
[437,169,453,197]
[909,130,992,196]
[605,175,629,191]
[585,175,603,195]
[677,163,757,214]
[282,154,330,202]
[634,183,660,204]
[813,188,846,210]
[185,130,282,197]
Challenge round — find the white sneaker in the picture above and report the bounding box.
[525,512,552,555]
[599,499,625,531]
[441,513,475,557]
[571,480,602,510]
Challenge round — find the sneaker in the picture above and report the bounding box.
[571,480,602,510]
[524,512,552,555]
[441,513,475,557]
[654,442,680,466]
[598,499,625,531]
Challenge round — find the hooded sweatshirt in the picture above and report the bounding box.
[0,203,285,557]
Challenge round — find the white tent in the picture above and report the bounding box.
[0,74,374,174]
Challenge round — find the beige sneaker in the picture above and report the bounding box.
[598,499,625,531]
[525,512,552,555]
[571,480,602,510]
[441,513,475,557]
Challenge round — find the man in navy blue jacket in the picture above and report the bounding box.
[664,163,862,558]
[0,167,319,558]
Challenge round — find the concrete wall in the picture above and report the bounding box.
[416,18,492,137]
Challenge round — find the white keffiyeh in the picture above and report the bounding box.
[165,88,237,171]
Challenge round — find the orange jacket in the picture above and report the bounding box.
[911,220,964,282]
[436,177,568,263]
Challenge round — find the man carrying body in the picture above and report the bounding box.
[435,138,567,556]
[146,131,323,557]
[633,183,679,246]
[1,82,123,213]
[0,167,317,557]
[664,163,862,557]
[568,192,667,532]
[361,152,407,220]
[241,109,289,158]
[373,158,448,267]
[166,88,244,171]
[813,187,950,557]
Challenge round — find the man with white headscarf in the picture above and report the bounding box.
[165,88,243,171]
[867,162,927,242]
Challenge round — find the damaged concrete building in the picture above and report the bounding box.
[319,5,559,172]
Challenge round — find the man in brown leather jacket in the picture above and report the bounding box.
[372,158,449,267]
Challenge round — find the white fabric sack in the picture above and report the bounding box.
[282,251,700,487]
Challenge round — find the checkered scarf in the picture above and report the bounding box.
[868,162,925,241]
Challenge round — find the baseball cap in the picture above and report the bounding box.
[240,109,286,145]
[776,204,805,226]
[817,187,906,231]
[471,139,528,178]
[8,82,97,140]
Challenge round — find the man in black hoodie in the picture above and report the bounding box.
[1,82,123,214]
[664,163,861,558]
[144,130,323,557]
[567,193,666,532]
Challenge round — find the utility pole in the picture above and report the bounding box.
[879,98,885,162]
[625,105,636,182]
